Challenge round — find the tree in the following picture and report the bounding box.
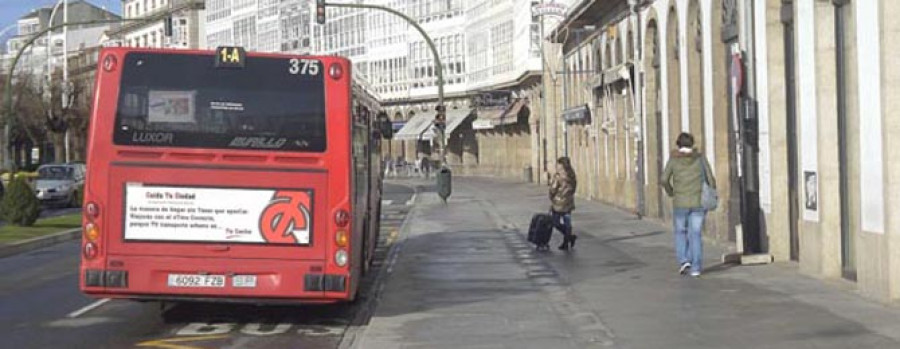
[1,176,41,226]
[4,72,49,170]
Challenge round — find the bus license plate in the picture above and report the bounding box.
[167,274,226,288]
[232,275,257,288]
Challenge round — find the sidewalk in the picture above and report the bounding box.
[357,177,900,348]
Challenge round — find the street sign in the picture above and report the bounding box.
[532,2,567,18]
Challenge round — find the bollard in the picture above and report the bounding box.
[436,167,452,203]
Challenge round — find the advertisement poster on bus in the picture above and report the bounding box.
[148,90,196,123]
[124,184,313,245]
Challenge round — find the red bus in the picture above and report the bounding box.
[80,47,392,303]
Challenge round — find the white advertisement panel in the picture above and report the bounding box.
[148,90,196,123]
[124,185,313,245]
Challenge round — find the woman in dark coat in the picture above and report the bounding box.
[549,157,577,250]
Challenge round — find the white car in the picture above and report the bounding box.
[34,164,85,207]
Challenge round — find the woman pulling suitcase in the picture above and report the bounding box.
[549,157,577,250]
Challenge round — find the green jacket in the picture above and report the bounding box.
[549,172,576,213]
[661,149,716,209]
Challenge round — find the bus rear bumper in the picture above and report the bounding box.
[80,255,350,303]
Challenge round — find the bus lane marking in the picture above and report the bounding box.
[136,335,228,349]
[176,322,236,336]
[66,298,111,318]
[239,323,292,336]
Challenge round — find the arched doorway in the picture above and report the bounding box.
[644,18,663,218]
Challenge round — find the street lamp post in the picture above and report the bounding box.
[45,0,71,164]
[323,2,446,165]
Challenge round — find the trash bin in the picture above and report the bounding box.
[523,166,533,183]
[436,167,452,203]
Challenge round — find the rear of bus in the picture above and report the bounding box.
[80,47,361,303]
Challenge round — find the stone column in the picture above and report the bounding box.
[813,0,842,278]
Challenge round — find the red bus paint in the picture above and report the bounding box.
[79,47,388,303]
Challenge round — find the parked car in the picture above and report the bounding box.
[34,163,85,207]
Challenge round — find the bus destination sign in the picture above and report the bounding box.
[215,46,246,68]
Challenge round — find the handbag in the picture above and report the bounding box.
[699,158,719,211]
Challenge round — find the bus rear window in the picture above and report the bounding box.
[113,52,326,152]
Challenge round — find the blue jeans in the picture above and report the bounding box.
[673,208,706,272]
[551,211,572,240]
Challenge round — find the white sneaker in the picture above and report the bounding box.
[690,271,701,278]
[679,263,691,275]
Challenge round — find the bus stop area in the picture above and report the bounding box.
[356,177,900,349]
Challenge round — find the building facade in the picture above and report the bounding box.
[111,0,205,49]
[537,0,900,304]
[205,0,312,54]
[319,0,554,177]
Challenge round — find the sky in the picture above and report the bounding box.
[0,0,122,31]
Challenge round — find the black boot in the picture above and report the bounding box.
[569,235,577,249]
[558,235,570,250]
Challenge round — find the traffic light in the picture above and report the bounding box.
[164,16,173,36]
[433,105,446,131]
[316,0,326,25]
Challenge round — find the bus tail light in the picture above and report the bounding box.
[329,63,343,80]
[334,209,350,228]
[335,230,348,247]
[84,242,98,260]
[84,223,100,242]
[335,249,348,267]
[85,202,100,219]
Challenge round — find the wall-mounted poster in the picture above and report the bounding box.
[804,171,818,211]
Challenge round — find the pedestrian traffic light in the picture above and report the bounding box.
[316,0,327,25]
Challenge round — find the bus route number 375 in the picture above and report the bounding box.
[288,58,320,76]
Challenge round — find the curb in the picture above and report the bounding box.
[337,183,419,349]
[0,228,82,259]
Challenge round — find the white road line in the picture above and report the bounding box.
[405,192,417,206]
[381,200,393,206]
[67,298,111,318]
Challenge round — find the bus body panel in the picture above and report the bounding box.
[84,255,329,299]
[80,48,376,303]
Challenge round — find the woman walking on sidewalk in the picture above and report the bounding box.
[662,133,716,277]
[549,157,578,250]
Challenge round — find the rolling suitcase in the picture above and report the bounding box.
[528,213,554,250]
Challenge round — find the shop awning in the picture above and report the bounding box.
[494,99,527,126]
[473,108,505,130]
[422,108,473,139]
[393,111,437,140]
[473,99,528,130]
[593,62,634,89]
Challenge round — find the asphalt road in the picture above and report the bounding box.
[0,183,414,349]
